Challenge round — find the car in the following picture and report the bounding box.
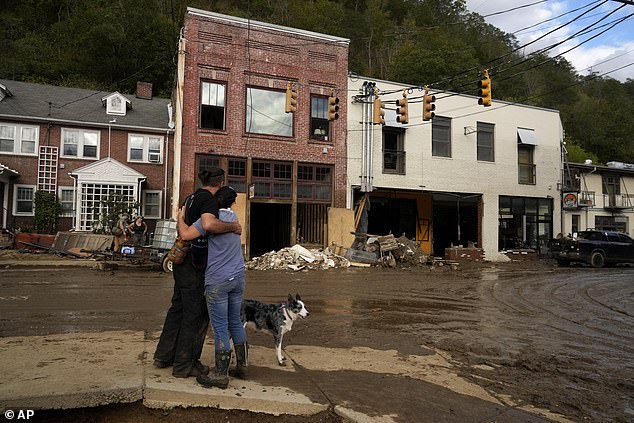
[553,230,634,268]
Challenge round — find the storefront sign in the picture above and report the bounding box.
[563,192,577,209]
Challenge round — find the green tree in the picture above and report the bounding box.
[34,191,61,234]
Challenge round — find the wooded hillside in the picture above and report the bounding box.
[1,0,632,163]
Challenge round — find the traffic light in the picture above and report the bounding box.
[373,95,385,125]
[478,70,492,107]
[328,94,339,121]
[422,88,435,121]
[285,82,297,113]
[396,90,408,124]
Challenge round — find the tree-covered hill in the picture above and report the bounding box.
[1,0,632,163]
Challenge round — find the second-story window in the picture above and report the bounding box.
[432,116,451,157]
[246,87,293,137]
[0,123,39,155]
[383,127,405,175]
[477,122,494,162]
[128,135,163,163]
[201,81,226,130]
[518,144,536,184]
[310,96,330,141]
[61,128,99,159]
[602,175,620,195]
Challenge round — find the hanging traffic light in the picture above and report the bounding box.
[373,95,385,125]
[328,94,340,121]
[422,87,435,121]
[396,90,408,124]
[285,82,297,113]
[478,70,492,107]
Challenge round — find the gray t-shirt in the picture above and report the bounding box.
[193,209,244,285]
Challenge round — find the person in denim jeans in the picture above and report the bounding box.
[177,186,247,389]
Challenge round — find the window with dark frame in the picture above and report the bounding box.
[602,175,621,195]
[227,158,246,193]
[200,81,226,130]
[432,116,451,157]
[382,127,405,174]
[477,122,494,162]
[310,96,330,141]
[298,164,332,202]
[518,144,536,184]
[252,160,292,199]
[196,155,247,193]
[595,215,627,233]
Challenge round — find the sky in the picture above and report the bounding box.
[465,0,634,81]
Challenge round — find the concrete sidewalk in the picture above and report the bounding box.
[0,331,327,417]
[0,331,575,422]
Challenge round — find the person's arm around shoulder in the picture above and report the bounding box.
[200,212,241,235]
[177,207,206,241]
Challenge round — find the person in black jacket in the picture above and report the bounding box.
[153,167,241,378]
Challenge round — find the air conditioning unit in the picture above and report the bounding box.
[148,152,161,163]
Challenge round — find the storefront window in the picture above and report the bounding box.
[498,196,553,254]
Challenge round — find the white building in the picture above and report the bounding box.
[562,161,634,236]
[347,77,563,261]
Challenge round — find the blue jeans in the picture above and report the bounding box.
[204,272,247,352]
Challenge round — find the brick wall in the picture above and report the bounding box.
[1,118,171,229]
[179,13,349,207]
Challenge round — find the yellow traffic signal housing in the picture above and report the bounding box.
[422,89,436,121]
[373,96,385,125]
[285,82,298,113]
[328,95,340,121]
[478,70,492,107]
[396,90,408,124]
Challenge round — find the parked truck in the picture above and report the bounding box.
[552,230,634,268]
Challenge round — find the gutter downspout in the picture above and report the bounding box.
[165,102,174,220]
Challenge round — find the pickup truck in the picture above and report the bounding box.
[552,230,634,268]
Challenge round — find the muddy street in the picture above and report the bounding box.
[1,261,633,422]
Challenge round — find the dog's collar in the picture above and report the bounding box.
[280,304,292,320]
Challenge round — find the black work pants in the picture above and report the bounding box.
[153,254,209,375]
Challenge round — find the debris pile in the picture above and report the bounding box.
[246,244,350,271]
[362,234,429,267]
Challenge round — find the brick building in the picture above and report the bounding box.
[174,8,349,257]
[0,80,173,235]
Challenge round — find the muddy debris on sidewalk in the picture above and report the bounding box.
[245,235,452,271]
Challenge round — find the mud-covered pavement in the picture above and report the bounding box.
[0,259,632,422]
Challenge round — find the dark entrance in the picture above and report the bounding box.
[366,196,417,239]
[432,193,480,256]
[249,203,291,258]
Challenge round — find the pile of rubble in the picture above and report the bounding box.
[245,244,350,271]
[246,235,431,271]
[365,234,429,268]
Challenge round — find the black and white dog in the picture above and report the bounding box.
[240,294,310,366]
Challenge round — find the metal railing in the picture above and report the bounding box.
[603,194,634,209]
[578,191,595,206]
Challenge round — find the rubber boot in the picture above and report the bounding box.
[197,350,231,389]
[229,342,248,379]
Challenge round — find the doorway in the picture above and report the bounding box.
[432,193,479,256]
[249,203,291,257]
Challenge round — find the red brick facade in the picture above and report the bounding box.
[177,9,349,253]
[0,117,173,233]
[179,11,349,207]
